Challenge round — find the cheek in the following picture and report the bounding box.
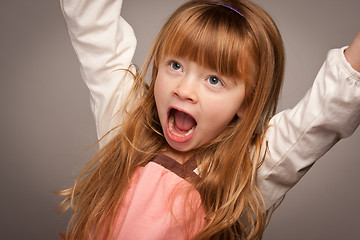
[207,92,244,117]
[154,77,163,106]
[203,93,244,130]
[154,76,168,123]
[154,71,169,99]
[202,104,236,134]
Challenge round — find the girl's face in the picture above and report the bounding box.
[154,56,247,153]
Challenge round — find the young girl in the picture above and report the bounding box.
[59,0,360,239]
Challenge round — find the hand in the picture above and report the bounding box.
[345,30,360,72]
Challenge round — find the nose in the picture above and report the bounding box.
[172,76,198,103]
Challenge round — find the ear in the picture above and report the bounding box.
[236,104,248,118]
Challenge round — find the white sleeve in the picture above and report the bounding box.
[60,0,137,144]
[257,47,360,209]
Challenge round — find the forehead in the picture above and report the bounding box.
[157,4,254,79]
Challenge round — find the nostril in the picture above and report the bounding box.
[173,85,198,103]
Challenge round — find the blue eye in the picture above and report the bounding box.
[170,61,182,71]
[207,76,223,86]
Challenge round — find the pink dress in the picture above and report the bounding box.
[113,154,207,239]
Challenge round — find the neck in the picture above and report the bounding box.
[160,149,192,164]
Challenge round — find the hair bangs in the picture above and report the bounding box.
[157,4,255,82]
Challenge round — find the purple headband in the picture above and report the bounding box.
[206,2,245,18]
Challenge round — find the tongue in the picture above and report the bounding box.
[174,110,196,131]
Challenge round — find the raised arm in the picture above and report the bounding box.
[60,0,137,142]
[257,34,360,209]
[345,30,360,72]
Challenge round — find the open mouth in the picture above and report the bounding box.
[167,108,197,141]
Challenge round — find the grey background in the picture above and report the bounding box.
[1,0,359,239]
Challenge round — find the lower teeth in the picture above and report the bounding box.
[169,115,195,137]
